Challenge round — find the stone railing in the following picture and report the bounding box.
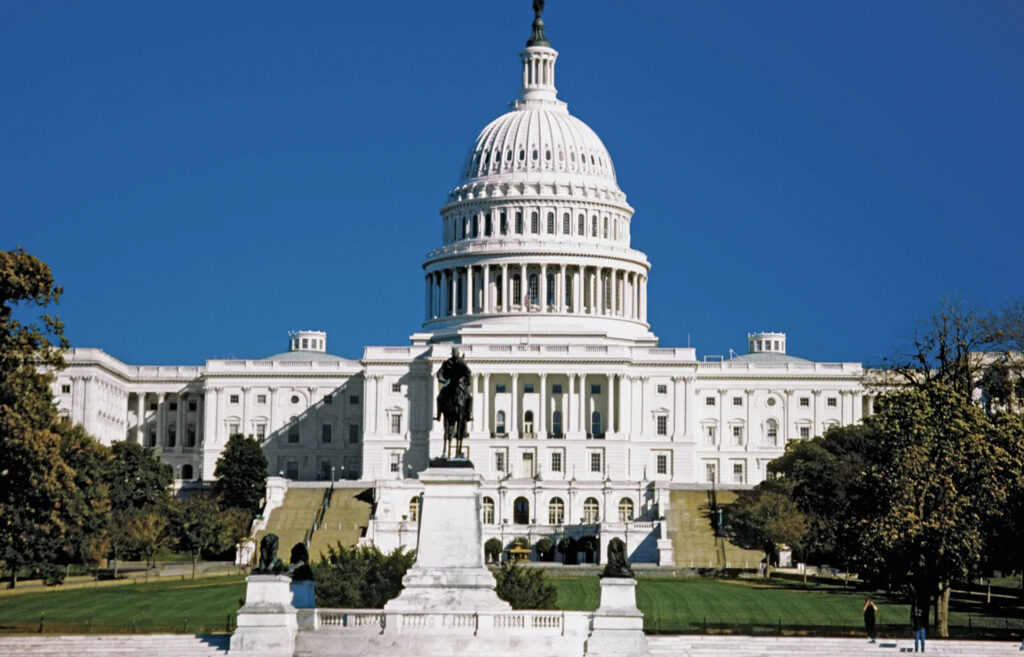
[312,609,586,636]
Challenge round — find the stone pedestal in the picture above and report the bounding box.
[584,578,650,657]
[230,574,298,657]
[384,466,510,613]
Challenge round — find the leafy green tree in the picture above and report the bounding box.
[722,488,807,572]
[535,536,554,562]
[127,511,170,583]
[107,441,173,513]
[55,422,112,582]
[214,434,268,516]
[314,544,415,608]
[493,561,556,609]
[484,537,502,564]
[170,496,230,580]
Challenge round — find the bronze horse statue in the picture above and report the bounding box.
[435,348,473,459]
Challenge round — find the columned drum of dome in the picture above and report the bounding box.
[421,13,656,346]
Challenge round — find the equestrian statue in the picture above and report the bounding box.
[434,347,473,460]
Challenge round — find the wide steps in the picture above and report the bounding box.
[0,633,229,656]
[648,635,1024,656]
[258,487,325,555]
[667,490,763,568]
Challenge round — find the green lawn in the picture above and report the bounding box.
[1,574,1020,638]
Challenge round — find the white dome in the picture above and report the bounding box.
[460,107,617,186]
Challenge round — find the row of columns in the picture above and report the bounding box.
[425,264,647,322]
[133,392,203,450]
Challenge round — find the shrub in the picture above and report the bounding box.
[535,537,554,561]
[314,544,415,608]
[493,560,557,609]
[484,538,503,563]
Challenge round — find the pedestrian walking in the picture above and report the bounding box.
[862,597,877,643]
[911,605,926,653]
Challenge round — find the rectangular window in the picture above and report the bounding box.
[500,211,508,234]
[706,463,717,483]
[552,384,562,394]
[256,424,266,441]
[705,396,716,406]
[551,452,562,472]
[733,463,745,484]
[732,397,743,407]
[515,212,523,234]
[286,460,299,479]
[590,452,602,473]
[322,424,332,443]
[288,425,299,443]
[827,397,837,407]
[799,397,810,407]
[349,424,360,443]
[390,453,400,473]
[323,394,332,404]
[188,401,197,411]
[656,454,668,475]
[656,415,668,435]
[350,395,360,405]
[229,423,240,436]
[169,402,178,411]
[530,212,539,233]
[229,395,239,404]
[495,452,505,472]
[391,383,401,393]
[524,384,534,393]
[60,384,71,393]
[732,426,744,443]
[656,384,667,394]
[706,425,717,444]
[187,425,197,447]
[149,402,157,411]
[799,426,810,439]
[496,384,506,393]
[257,394,267,404]
[577,214,584,235]
[591,384,601,394]
[390,414,402,434]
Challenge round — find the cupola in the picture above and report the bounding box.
[288,330,327,353]
[748,332,787,354]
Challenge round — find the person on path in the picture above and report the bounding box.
[862,598,877,643]
[911,604,926,653]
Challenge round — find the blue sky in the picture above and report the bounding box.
[2,1,1021,365]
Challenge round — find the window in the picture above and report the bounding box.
[590,451,602,473]
[230,394,239,404]
[167,424,176,447]
[577,214,585,235]
[530,212,539,234]
[618,498,634,522]
[390,453,401,473]
[591,384,601,394]
[524,410,534,435]
[827,397,837,407]
[733,462,746,484]
[255,424,266,441]
[706,396,716,406]
[583,497,600,524]
[524,384,534,393]
[391,383,401,393]
[515,212,523,234]
[323,394,332,404]
[288,423,299,443]
[766,397,777,407]
[290,395,300,404]
[732,425,744,444]
[349,424,360,443]
[390,414,402,434]
[495,452,506,473]
[187,425,197,447]
[169,402,177,412]
[548,497,565,524]
[733,397,743,406]
[562,213,570,234]
[286,461,299,479]
[482,497,495,524]
[471,215,479,238]
[766,419,778,445]
[496,384,506,393]
[656,454,668,475]
[257,394,267,404]
[322,424,332,443]
[799,426,810,439]
[188,401,197,412]
[528,274,538,305]
[551,451,562,472]
[591,215,598,236]
[546,274,555,305]
[409,497,419,522]
[60,384,71,394]
[512,276,521,304]
[229,423,240,436]
[552,384,562,394]
[705,425,717,445]
[500,211,508,234]
[546,212,554,234]
[603,217,608,238]
[656,384,667,394]
[591,411,602,437]
[551,410,563,437]
[799,397,810,407]
[706,463,717,483]
[148,425,157,447]
[350,395,360,405]
[485,213,492,236]
[496,410,506,435]
[656,415,668,435]
[181,464,194,480]
[514,497,530,524]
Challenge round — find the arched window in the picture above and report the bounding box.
[500,211,508,234]
[515,212,523,234]
[524,410,534,436]
[583,497,600,524]
[181,464,193,480]
[482,496,495,524]
[577,214,585,235]
[546,212,555,234]
[546,274,555,306]
[603,217,608,238]
[462,217,469,239]
[512,276,521,306]
[591,411,602,437]
[552,410,563,437]
[409,497,420,522]
[766,419,778,446]
[495,274,503,307]
[514,496,530,525]
[484,213,492,236]
[618,498,634,522]
[496,410,506,435]
[528,274,539,305]
[562,213,570,234]
[591,215,598,237]
[548,497,565,525]
[471,216,479,238]
[531,212,539,234]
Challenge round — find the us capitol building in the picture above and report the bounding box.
[52,9,868,563]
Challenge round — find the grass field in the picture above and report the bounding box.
[1,574,1021,638]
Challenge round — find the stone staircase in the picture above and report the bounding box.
[647,635,1024,656]
[667,489,763,568]
[307,487,372,560]
[257,487,325,555]
[0,634,229,656]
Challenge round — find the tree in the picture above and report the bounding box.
[107,441,172,514]
[126,511,170,583]
[169,497,231,580]
[493,561,557,609]
[484,538,502,564]
[55,423,112,582]
[722,488,807,572]
[535,536,555,562]
[214,434,268,516]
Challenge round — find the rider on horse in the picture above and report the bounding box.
[435,348,473,457]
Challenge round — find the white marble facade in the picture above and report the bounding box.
[50,16,869,562]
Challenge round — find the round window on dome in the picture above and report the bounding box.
[291,395,300,404]
[767,398,777,407]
